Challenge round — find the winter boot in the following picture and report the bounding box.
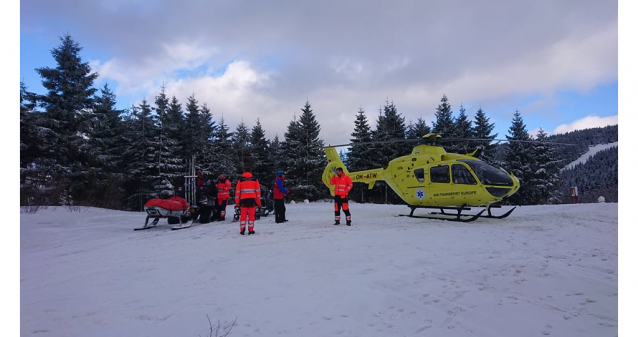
[346,220,352,226]
[334,220,340,226]
[240,228,245,235]
[249,230,255,235]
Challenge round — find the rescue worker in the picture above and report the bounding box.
[330,167,353,226]
[234,172,261,235]
[273,170,289,223]
[215,173,232,221]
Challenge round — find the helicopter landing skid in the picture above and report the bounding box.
[402,205,516,222]
[483,205,517,219]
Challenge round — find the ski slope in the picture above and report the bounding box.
[20,202,618,336]
[561,141,619,171]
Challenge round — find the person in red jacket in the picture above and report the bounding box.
[196,170,207,186]
[234,172,261,235]
[329,167,353,226]
[215,173,232,221]
[273,170,289,223]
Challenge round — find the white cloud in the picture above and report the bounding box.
[26,1,617,146]
[92,40,220,97]
[552,115,618,134]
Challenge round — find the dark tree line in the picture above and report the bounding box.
[20,35,618,211]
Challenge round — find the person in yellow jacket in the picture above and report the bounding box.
[234,172,261,235]
[329,167,353,226]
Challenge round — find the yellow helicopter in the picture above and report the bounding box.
[322,133,521,222]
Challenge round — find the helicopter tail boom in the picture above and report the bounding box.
[323,147,384,195]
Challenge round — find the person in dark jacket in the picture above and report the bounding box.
[273,170,289,223]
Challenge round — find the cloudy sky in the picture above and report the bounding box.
[19,0,621,145]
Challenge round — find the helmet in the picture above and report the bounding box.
[241,172,253,178]
[277,170,284,176]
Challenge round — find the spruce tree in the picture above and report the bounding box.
[504,110,534,205]
[405,117,431,140]
[33,34,99,205]
[153,87,181,195]
[431,94,456,153]
[282,116,301,176]
[182,95,217,179]
[269,135,286,175]
[283,101,325,201]
[20,81,54,206]
[346,108,375,202]
[82,84,126,208]
[160,95,188,185]
[251,119,273,184]
[431,94,455,136]
[372,101,409,167]
[372,101,407,203]
[450,104,473,153]
[231,121,256,175]
[211,116,235,179]
[530,128,563,204]
[121,99,161,210]
[471,108,498,164]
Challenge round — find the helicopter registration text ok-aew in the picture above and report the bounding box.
[322,134,521,222]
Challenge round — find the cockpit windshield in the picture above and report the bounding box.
[459,160,513,186]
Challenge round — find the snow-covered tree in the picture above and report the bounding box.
[372,101,408,204]
[405,117,431,140]
[80,84,127,208]
[251,119,273,184]
[450,104,473,153]
[210,115,235,179]
[231,121,256,175]
[347,108,376,202]
[504,110,534,205]
[529,128,563,204]
[431,94,455,136]
[121,99,163,210]
[283,101,325,201]
[33,34,99,205]
[471,107,498,164]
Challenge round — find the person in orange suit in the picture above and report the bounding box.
[215,173,232,221]
[234,172,261,235]
[329,167,353,226]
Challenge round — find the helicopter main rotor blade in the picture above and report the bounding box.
[446,138,578,146]
[324,134,577,148]
[324,138,421,148]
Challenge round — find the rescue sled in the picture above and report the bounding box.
[134,196,192,230]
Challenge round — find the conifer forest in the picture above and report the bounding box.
[20,35,618,211]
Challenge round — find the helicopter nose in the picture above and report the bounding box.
[485,174,519,198]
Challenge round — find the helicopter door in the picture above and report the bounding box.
[428,164,477,206]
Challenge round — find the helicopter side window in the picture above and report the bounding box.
[430,165,449,183]
[414,168,425,182]
[452,164,477,185]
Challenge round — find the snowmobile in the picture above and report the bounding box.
[190,181,217,224]
[134,196,191,230]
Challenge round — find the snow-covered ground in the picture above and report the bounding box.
[561,141,619,171]
[20,202,618,337]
